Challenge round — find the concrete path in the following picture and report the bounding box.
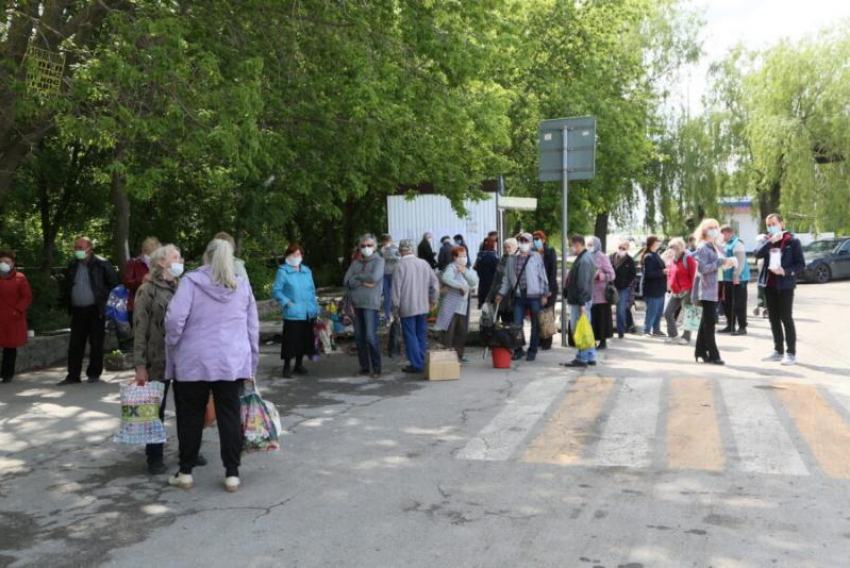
[2,282,850,567]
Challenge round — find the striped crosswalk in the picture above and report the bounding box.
[457,376,850,479]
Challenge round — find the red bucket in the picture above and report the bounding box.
[491,347,512,369]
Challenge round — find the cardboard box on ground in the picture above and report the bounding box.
[426,350,461,381]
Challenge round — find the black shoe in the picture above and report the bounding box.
[512,350,525,361]
[597,342,607,350]
[717,327,732,334]
[732,329,747,336]
[402,365,422,373]
[560,360,588,369]
[282,367,293,379]
[708,358,725,365]
[587,360,597,367]
[293,365,308,376]
[651,331,666,338]
[148,460,167,475]
[618,333,624,339]
[194,454,208,467]
[526,353,537,362]
[357,368,371,376]
[57,377,82,386]
[1,377,12,383]
[86,376,101,384]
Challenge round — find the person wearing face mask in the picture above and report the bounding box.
[718,226,750,336]
[663,238,696,345]
[122,237,161,339]
[453,234,471,268]
[495,233,550,362]
[610,239,636,339]
[59,237,119,385]
[561,235,597,368]
[586,236,616,350]
[755,213,805,366]
[692,219,735,365]
[417,232,438,270]
[273,242,319,378]
[379,234,401,325]
[641,235,667,338]
[435,247,479,362]
[343,234,386,378]
[533,231,559,351]
[0,250,33,383]
[486,238,518,325]
[132,244,199,474]
[392,239,439,374]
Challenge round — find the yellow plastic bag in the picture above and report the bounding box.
[573,313,595,351]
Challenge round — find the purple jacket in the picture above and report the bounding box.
[592,250,616,304]
[164,265,259,381]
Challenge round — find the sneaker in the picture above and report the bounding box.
[664,336,678,344]
[86,376,101,384]
[223,476,240,493]
[781,354,797,366]
[147,460,167,475]
[762,351,783,362]
[57,377,82,385]
[167,472,194,490]
[732,329,747,336]
[675,337,691,346]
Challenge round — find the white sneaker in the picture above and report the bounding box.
[167,473,194,490]
[762,351,783,362]
[223,476,240,493]
[676,337,691,346]
[664,336,678,344]
[781,354,797,366]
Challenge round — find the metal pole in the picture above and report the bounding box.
[560,125,569,347]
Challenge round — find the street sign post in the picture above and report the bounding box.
[538,116,596,348]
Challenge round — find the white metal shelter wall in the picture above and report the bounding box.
[387,194,498,256]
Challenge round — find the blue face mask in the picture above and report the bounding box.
[767,225,781,235]
[533,239,543,250]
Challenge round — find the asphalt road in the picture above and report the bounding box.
[2,280,850,568]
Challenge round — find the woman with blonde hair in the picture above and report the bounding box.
[164,238,259,492]
[692,219,735,364]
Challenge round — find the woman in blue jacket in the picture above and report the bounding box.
[755,213,806,366]
[273,242,319,378]
[641,235,667,337]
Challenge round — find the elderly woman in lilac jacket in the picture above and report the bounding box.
[164,238,259,493]
[588,236,616,349]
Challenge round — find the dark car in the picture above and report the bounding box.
[800,237,850,284]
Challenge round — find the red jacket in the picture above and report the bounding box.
[668,253,696,295]
[122,257,149,312]
[0,271,33,348]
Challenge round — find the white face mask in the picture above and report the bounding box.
[455,256,467,265]
[286,255,302,267]
[141,254,151,266]
[361,246,375,258]
[707,229,719,239]
[518,243,531,253]
[616,250,627,258]
[168,263,184,278]
[0,262,11,274]
[586,245,595,253]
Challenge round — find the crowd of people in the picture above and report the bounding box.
[0,211,806,489]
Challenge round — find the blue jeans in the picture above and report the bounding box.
[354,308,382,373]
[570,301,596,363]
[513,296,542,356]
[382,275,393,321]
[401,314,428,371]
[644,296,664,334]
[145,380,170,463]
[616,287,631,334]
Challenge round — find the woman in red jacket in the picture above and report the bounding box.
[0,250,33,383]
[664,238,696,345]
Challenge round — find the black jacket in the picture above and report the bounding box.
[541,245,559,298]
[641,252,667,298]
[417,239,437,269]
[61,256,120,316]
[437,243,453,271]
[611,253,637,290]
[565,249,595,305]
[755,233,806,290]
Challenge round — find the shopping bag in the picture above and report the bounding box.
[240,381,280,453]
[538,308,556,339]
[683,304,702,332]
[387,319,401,358]
[113,382,166,445]
[573,314,595,351]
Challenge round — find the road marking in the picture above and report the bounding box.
[522,376,615,465]
[720,381,809,476]
[666,378,724,471]
[776,383,850,479]
[456,375,570,461]
[589,377,663,468]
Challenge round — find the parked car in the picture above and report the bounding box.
[800,237,850,284]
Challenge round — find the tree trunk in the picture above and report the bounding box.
[758,179,781,231]
[594,211,609,251]
[341,196,357,272]
[111,168,131,267]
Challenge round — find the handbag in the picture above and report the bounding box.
[683,304,703,332]
[114,382,167,445]
[605,282,619,304]
[240,381,281,453]
[387,319,401,358]
[538,307,556,338]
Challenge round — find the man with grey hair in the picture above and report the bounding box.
[344,234,385,378]
[392,239,439,373]
[59,237,119,385]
